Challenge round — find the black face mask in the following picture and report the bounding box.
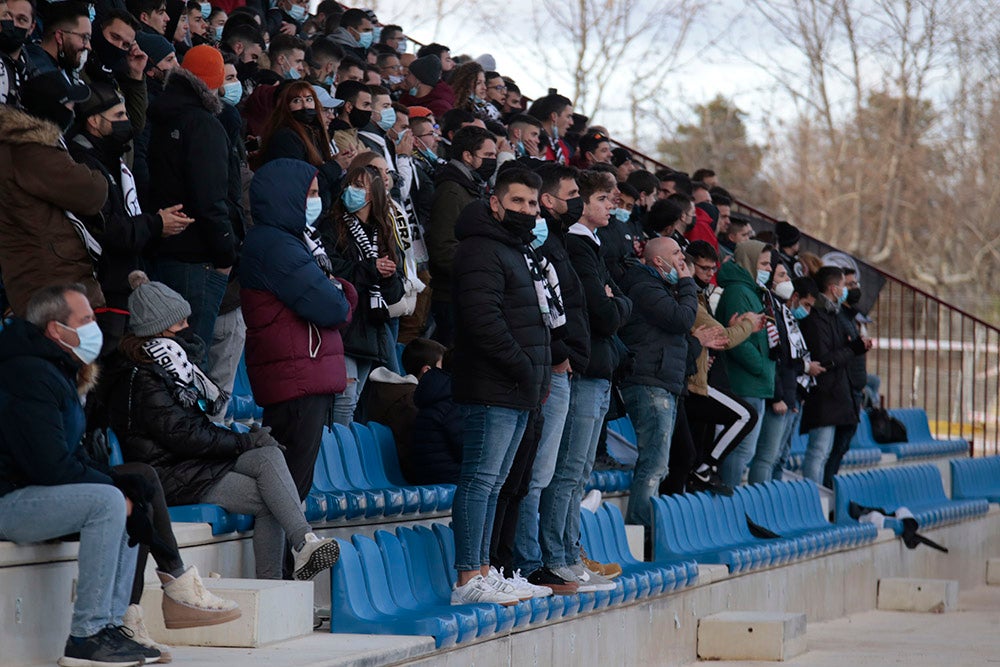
[292,108,317,125]
[235,59,258,82]
[499,208,537,242]
[348,105,372,128]
[107,118,134,145]
[92,29,129,73]
[474,157,497,182]
[0,20,28,53]
[846,287,862,306]
[559,195,584,226]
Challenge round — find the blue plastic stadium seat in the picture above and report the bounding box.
[833,464,989,534]
[951,456,1000,502]
[228,352,263,422]
[881,408,970,459]
[349,423,439,513]
[367,421,455,509]
[331,424,403,517]
[312,427,367,520]
[585,469,634,493]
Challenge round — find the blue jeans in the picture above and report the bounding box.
[452,404,529,572]
[538,376,610,569]
[772,408,803,481]
[622,385,679,527]
[0,484,136,637]
[803,424,854,485]
[332,356,373,426]
[513,371,572,574]
[748,405,794,483]
[718,396,766,487]
[154,259,229,368]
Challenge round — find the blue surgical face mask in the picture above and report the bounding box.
[612,208,630,223]
[397,38,408,53]
[200,2,211,20]
[408,85,419,96]
[838,285,849,304]
[663,266,679,285]
[213,25,223,41]
[372,26,383,42]
[88,4,96,22]
[56,320,104,364]
[284,62,300,80]
[419,146,438,162]
[756,269,771,288]
[791,305,809,320]
[376,107,396,131]
[342,185,368,213]
[324,74,335,87]
[305,196,322,227]
[287,3,307,22]
[358,30,374,49]
[530,217,548,249]
[221,80,242,105]
[515,140,526,156]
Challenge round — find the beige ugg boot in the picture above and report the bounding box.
[157,566,241,630]
[123,604,173,663]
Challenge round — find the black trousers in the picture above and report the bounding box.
[489,408,543,572]
[429,300,456,347]
[660,396,696,495]
[685,388,758,469]
[263,393,334,502]
[822,422,860,489]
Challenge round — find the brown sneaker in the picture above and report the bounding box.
[580,548,622,579]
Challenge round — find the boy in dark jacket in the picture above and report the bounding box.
[409,344,464,485]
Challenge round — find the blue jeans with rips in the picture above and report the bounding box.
[452,404,529,572]
[0,484,136,638]
[622,384,679,528]
[513,371,572,574]
[718,396,766,487]
[538,375,610,569]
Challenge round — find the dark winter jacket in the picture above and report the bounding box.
[409,367,463,485]
[565,225,631,379]
[104,353,242,505]
[426,160,484,302]
[240,159,357,407]
[260,124,344,212]
[366,367,419,458]
[839,305,869,392]
[799,295,865,430]
[597,215,642,283]
[715,241,776,398]
[146,67,236,268]
[0,319,112,498]
[769,299,801,408]
[617,260,698,394]
[452,200,552,409]
[537,210,590,371]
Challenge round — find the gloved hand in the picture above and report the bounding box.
[241,425,286,452]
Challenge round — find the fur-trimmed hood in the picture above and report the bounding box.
[152,66,222,118]
[0,104,62,147]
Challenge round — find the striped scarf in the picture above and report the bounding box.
[344,213,389,322]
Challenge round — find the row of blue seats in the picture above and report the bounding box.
[833,464,989,534]
[331,513,698,648]
[951,455,1000,502]
[651,479,878,573]
[879,408,969,459]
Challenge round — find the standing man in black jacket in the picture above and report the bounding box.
[618,236,699,529]
[450,168,554,606]
[146,45,234,367]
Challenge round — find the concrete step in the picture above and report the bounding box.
[876,577,958,613]
[986,558,1000,584]
[141,579,314,647]
[698,611,807,661]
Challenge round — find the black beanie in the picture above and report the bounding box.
[775,220,801,248]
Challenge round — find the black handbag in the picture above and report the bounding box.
[868,407,907,444]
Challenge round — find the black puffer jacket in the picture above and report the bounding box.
[566,226,632,379]
[537,211,590,371]
[617,259,699,394]
[799,296,865,430]
[409,367,463,485]
[452,200,552,409]
[145,68,235,268]
[104,353,244,505]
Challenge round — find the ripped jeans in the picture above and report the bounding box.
[622,384,679,528]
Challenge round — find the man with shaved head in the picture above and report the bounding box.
[615,235,700,535]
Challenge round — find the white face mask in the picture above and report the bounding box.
[773,280,794,301]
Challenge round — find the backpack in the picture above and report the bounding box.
[868,407,907,444]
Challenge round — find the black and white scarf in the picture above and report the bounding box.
[524,247,566,330]
[304,225,334,276]
[343,213,390,321]
[779,301,816,391]
[545,130,566,165]
[142,337,225,411]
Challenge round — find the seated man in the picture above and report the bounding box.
[0,285,157,666]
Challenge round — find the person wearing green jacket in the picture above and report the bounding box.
[714,240,776,486]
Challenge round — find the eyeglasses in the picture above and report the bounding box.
[414,132,436,139]
[694,263,717,273]
[380,64,403,72]
[61,30,92,44]
[488,84,507,91]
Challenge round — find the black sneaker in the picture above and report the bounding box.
[58,625,158,667]
[592,454,633,471]
[687,468,734,496]
[526,567,579,595]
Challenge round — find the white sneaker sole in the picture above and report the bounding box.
[58,657,146,667]
[294,540,341,581]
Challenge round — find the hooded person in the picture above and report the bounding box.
[239,158,357,500]
[713,239,777,486]
[0,72,108,317]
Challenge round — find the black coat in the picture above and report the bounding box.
[104,354,244,505]
[452,200,551,409]
[536,211,590,372]
[260,124,344,213]
[769,300,802,408]
[0,319,112,498]
[597,216,641,283]
[146,68,236,268]
[839,305,869,392]
[409,367,463,485]
[617,260,699,395]
[799,296,865,430]
[565,227,631,379]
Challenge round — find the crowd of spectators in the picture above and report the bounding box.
[0,0,877,663]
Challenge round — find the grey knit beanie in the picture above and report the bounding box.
[127,271,192,337]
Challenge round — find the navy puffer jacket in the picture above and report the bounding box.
[408,368,463,485]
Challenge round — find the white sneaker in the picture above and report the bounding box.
[581,489,603,513]
[569,562,616,591]
[503,568,553,599]
[293,533,340,580]
[450,574,520,606]
[122,605,172,664]
[486,567,532,601]
[551,565,599,593]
